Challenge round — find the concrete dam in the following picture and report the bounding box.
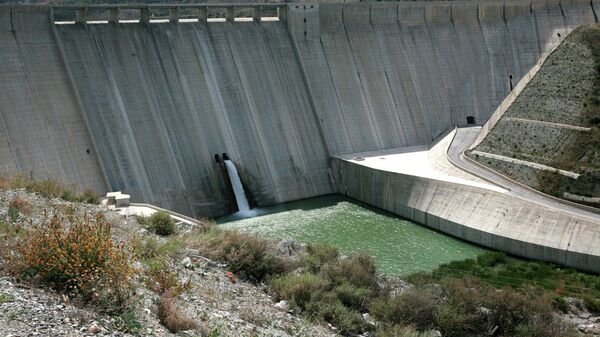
[1,1,599,270]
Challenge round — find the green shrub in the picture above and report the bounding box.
[584,295,600,313]
[148,211,176,236]
[476,252,507,267]
[7,206,19,223]
[334,282,373,310]
[483,289,553,336]
[305,243,339,272]
[132,236,160,260]
[369,289,437,330]
[306,298,371,335]
[145,259,189,297]
[552,296,569,313]
[322,254,378,289]
[374,325,433,337]
[114,310,142,334]
[192,229,287,282]
[76,189,100,205]
[272,273,328,310]
[435,303,485,337]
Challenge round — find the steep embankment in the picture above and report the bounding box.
[469,24,600,207]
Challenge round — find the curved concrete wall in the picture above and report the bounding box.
[331,158,600,273]
[0,2,596,217]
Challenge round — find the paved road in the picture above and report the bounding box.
[447,127,600,221]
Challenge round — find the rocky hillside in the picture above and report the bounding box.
[0,187,335,337]
[468,24,600,207]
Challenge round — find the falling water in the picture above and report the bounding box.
[224,160,250,212]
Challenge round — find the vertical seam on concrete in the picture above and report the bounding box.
[342,11,383,149]
[369,12,408,146]
[285,8,333,158]
[50,8,111,192]
[0,8,20,173]
[319,36,355,151]
[383,70,409,146]
[559,0,566,23]
[591,0,599,23]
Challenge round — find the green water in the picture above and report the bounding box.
[218,195,487,276]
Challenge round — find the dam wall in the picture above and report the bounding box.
[331,158,600,273]
[288,0,597,154]
[0,7,106,193]
[0,1,597,217]
[54,14,332,217]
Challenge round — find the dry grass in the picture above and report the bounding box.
[2,213,135,313]
[0,174,99,204]
[157,295,198,333]
[8,196,32,215]
[144,259,191,297]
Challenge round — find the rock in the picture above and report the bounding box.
[477,306,491,316]
[132,261,143,271]
[88,324,100,334]
[362,313,375,325]
[577,323,600,334]
[275,239,305,257]
[430,330,442,337]
[182,257,193,269]
[275,300,289,311]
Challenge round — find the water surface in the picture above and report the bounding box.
[218,195,486,276]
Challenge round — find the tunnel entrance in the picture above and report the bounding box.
[466,116,475,125]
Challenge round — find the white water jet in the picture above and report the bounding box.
[224,160,250,212]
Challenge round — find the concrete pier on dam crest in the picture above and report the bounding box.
[0,1,599,271]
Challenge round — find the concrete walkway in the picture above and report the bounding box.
[335,130,507,193]
[339,126,600,221]
[504,117,591,131]
[470,150,581,179]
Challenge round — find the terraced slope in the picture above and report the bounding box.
[469,25,600,206]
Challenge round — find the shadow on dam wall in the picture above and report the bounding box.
[0,1,597,217]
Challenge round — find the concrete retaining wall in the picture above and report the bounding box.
[331,158,600,273]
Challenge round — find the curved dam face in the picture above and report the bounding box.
[0,1,597,217]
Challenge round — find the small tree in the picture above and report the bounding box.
[148,211,176,236]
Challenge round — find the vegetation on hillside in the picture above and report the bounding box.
[181,223,597,337]
[0,173,99,204]
[1,213,135,314]
[470,24,600,206]
[1,178,598,336]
